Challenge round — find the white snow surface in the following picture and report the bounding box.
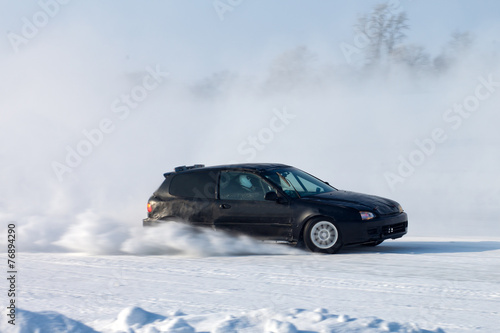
[2,234,500,333]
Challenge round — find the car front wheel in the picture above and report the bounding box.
[304,218,342,254]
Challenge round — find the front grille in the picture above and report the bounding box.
[382,222,408,235]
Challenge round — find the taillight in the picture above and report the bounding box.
[147,203,152,213]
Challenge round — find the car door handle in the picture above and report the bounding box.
[219,204,231,209]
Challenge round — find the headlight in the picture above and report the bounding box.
[360,211,375,220]
[397,204,404,213]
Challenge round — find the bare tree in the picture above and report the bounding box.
[448,31,474,54]
[392,44,430,69]
[354,2,409,65]
[264,46,317,92]
[433,31,474,72]
[191,71,237,99]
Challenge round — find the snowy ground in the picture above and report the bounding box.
[2,235,500,332]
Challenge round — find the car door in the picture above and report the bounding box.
[213,170,292,240]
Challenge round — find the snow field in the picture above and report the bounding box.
[3,236,499,332]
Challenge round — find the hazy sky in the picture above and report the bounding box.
[2,1,499,78]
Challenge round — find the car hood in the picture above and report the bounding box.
[305,190,401,215]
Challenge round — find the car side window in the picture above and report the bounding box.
[296,175,325,193]
[219,171,274,201]
[169,171,217,199]
[264,172,299,198]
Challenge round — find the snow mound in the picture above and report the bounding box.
[3,307,445,333]
[0,308,98,333]
[157,318,195,333]
[265,318,298,333]
[109,306,166,331]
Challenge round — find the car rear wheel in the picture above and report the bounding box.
[304,218,342,254]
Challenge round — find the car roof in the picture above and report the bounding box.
[207,163,290,171]
[165,163,291,177]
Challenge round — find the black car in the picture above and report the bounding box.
[144,163,408,253]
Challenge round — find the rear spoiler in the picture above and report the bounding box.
[174,164,205,172]
[163,164,205,178]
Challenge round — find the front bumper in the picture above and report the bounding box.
[343,212,408,245]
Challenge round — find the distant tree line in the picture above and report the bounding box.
[342,2,473,72]
[191,2,476,97]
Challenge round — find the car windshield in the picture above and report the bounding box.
[262,168,337,198]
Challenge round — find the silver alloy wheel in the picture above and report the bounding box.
[310,221,338,249]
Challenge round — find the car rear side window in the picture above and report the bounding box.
[169,171,217,199]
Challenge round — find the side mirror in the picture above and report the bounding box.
[264,191,278,201]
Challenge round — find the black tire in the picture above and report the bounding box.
[363,240,384,247]
[303,218,343,254]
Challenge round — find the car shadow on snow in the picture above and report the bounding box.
[340,240,500,255]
